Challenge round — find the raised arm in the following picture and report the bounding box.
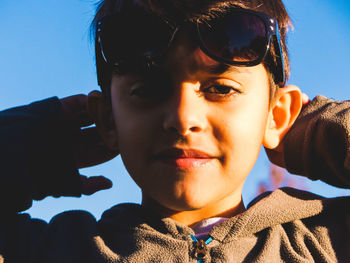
[0,95,116,214]
[267,95,350,189]
[284,95,350,188]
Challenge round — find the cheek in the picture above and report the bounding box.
[111,87,155,155]
[114,108,150,157]
[212,97,269,175]
[112,104,161,184]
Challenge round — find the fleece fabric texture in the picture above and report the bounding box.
[284,95,350,188]
[0,96,349,262]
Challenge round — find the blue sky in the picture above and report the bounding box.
[1,0,350,221]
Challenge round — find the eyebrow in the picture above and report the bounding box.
[201,63,244,75]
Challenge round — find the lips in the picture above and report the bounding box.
[152,148,216,168]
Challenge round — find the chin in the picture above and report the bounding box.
[164,201,207,213]
[145,179,223,213]
[166,188,215,211]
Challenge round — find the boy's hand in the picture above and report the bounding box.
[265,93,310,168]
[60,94,118,194]
[80,175,113,195]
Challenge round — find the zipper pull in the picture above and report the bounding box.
[190,235,213,262]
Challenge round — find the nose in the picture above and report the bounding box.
[162,81,206,135]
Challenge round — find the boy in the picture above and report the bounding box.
[1,0,349,262]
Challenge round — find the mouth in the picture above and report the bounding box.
[152,148,216,169]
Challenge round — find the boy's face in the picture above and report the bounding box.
[109,30,271,212]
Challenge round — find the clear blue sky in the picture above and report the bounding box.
[1,0,350,221]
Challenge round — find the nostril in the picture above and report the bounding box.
[190,126,201,132]
[163,124,201,135]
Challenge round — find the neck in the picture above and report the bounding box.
[142,191,246,226]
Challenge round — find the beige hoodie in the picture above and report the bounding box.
[0,96,349,262]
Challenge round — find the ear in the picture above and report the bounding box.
[87,90,119,151]
[263,85,302,149]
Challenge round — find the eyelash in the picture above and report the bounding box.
[202,84,241,100]
[130,86,147,97]
[130,84,168,102]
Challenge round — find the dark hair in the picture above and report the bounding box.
[91,0,292,99]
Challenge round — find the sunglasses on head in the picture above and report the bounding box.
[97,7,285,84]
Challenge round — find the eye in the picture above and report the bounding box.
[128,69,172,102]
[130,82,171,102]
[205,85,236,94]
[130,84,148,98]
[203,85,241,97]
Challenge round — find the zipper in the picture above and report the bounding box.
[190,234,213,263]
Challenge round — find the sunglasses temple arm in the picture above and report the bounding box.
[98,36,109,64]
[274,24,286,85]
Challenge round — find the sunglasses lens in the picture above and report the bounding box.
[99,12,173,63]
[198,12,268,64]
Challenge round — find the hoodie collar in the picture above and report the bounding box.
[99,188,329,243]
[210,188,326,242]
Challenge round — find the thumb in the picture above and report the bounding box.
[80,175,113,196]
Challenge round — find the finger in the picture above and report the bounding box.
[73,127,119,168]
[88,90,101,97]
[74,111,95,127]
[264,147,285,168]
[69,127,100,148]
[75,145,119,168]
[80,127,103,145]
[61,94,87,116]
[60,94,94,127]
[80,175,113,196]
[301,93,310,106]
